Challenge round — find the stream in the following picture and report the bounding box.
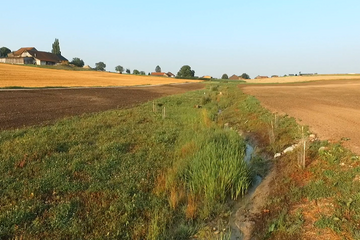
[229,144,264,240]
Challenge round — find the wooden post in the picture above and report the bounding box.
[303,138,306,168]
[162,106,166,119]
[300,126,306,168]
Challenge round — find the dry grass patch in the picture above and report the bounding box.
[292,198,343,240]
[0,63,202,87]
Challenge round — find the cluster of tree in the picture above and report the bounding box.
[115,65,124,73]
[240,73,250,79]
[70,57,85,67]
[51,39,61,55]
[221,74,229,79]
[132,70,146,75]
[221,73,250,79]
[51,39,88,68]
[95,62,106,71]
[0,47,11,57]
[115,65,147,75]
[176,65,195,78]
[115,64,196,78]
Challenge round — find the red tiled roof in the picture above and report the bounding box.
[13,47,37,56]
[151,72,167,76]
[229,74,243,80]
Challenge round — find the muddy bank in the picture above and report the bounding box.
[229,143,272,240]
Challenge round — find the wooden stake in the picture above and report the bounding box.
[303,138,306,168]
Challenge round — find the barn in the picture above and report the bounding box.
[1,47,68,65]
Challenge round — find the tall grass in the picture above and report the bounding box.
[182,131,251,219]
[0,83,253,239]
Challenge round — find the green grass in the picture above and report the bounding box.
[0,83,256,239]
[176,130,251,219]
[198,83,360,239]
[22,64,94,71]
[209,79,247,84]
[253,135,360,238]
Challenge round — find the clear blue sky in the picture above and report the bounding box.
[1,0,359,78]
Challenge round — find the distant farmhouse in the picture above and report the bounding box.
[229,74,243,80]
[255,75,269,79]
[0,47,68,65]
[299,72,316,76]
[150,72,175,77]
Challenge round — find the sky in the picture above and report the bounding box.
[1,0,359,78]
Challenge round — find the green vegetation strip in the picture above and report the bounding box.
[21,64,94,71]
[0,83,259,239]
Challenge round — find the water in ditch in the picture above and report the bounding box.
[229,143,264,240]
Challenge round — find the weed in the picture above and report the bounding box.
[314,215,341,233]
[210,85,219,91]
[201,94,212,105]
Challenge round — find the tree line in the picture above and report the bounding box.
[1,39,250,79]
[221,73,250,80]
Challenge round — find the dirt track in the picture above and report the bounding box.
[0,83,204,130]
[240,79,360,155]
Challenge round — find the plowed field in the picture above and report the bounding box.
[0,63,202,87]
[240,79,360,155]
[245,74,360,84]
[0,83,205,130]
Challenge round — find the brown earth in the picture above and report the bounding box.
[0,83,205,130]
[245,74,360,84]
[240,79,360,155]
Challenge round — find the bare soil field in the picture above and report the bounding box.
[245,74,360,84]
[240,79,360,155]
[0,83,204,130]
[0,63,202,87]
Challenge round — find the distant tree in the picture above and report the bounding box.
[133,69,140,75]
[0,47,11,57]
[177,65,195,78]
[115,65,124,73]
[140,71,146,75]
[70,57,84,67]
[155,65,161,73]
[126,68,130,74]
[95,62,106,71]
[221,74,229,79]
[240,73,250,79]
[51,38,61,55]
